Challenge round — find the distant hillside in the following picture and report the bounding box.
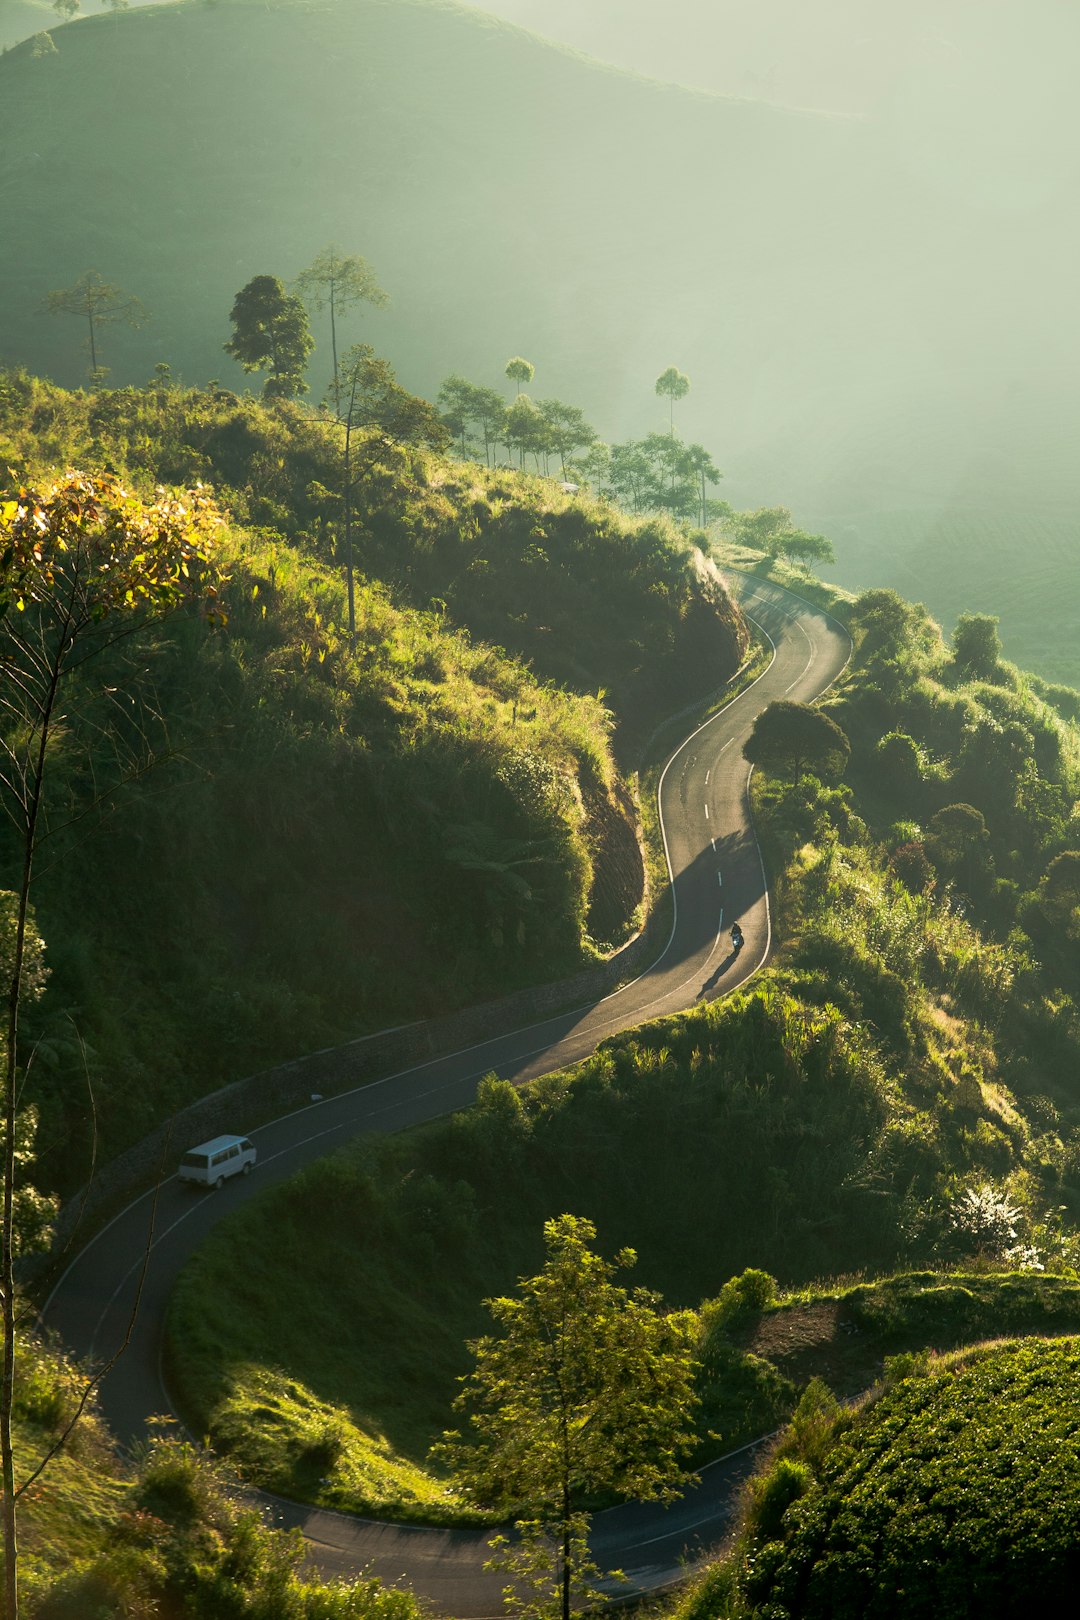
[3,0,1079,680]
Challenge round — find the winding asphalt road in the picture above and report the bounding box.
[41,574,850,1615]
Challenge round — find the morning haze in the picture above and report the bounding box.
[1,0,1077,677]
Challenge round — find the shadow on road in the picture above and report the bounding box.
[698,947,742,998]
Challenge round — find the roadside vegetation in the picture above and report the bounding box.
[5,1331,423,1618]
[672,1337,1080,1619]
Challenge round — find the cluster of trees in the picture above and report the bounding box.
[438,362,836,559]
[720,503,836,568]
[42,265,833,569]
[43,244,388,401]
[439,372,597,481]
[438,361,726,527]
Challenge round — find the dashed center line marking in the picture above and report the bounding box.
[704,804,709,819]
[717,872,723,886]
[705,770,710,784]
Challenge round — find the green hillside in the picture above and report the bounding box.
[164,582,1080,1518]
[3,0,1079,681]
[0,372,745,1190]
[679,1338,1080,1619]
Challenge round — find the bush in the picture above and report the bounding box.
[726,1340,1080,1620]
[709,1269,779,1328]
[744,1456,813,1542]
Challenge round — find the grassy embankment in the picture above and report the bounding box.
[165,571,1080,1521]
[0,373,745,1192]
[4,1333,423,1617]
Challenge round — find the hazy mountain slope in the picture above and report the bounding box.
[0,0,874,425]
[2,0,1079,679]
[0,0,53,50]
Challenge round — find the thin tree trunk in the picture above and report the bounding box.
[87,308,97,376]
[3,645,63,1620]
[344,409,356,647]
[561,1487,571,1620]
[329,261,340,418]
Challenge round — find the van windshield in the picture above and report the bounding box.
[181,1153,210,1169]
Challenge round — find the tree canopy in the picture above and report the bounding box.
[43,270,145,380]
[294,245,387,415]
[224,275,314,399]
[505,356,535,394]
[438,1213,698,1620]
[952,612,1004,681]
[743,701,850,782]
[655,365,690,435]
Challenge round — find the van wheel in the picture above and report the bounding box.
[243,1163,252,1177]
[214,1176,225,1190]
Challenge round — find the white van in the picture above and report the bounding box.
[178,1134,256,1189]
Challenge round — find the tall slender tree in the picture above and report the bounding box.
[295,246,387,416]
[0,471,222,1619]
[43,270,145,382]
[654,365,690,435]
[505,356,535,396]
[684,443,723,528]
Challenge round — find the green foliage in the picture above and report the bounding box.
[715,508,834,571]
[0,376,740,1180]
[705,1270,779,1330]
[743,1456,812,1543]
[166,986,944,1516]
[439,1214,698,1620]
[7,1326,419,1617]
[952,610,1004,682]
[224,275,314,400]
[440,1214,698,1513]
[505,357,535,393]
[32,1433,426,1619]
[655,367,690,426]
[743,701,850,783]
[717,1340,1080,1619]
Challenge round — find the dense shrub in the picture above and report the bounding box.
[720,1341,1080,1619]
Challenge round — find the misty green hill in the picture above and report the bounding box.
[3,0,1079,680]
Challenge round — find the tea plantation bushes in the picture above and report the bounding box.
[716,1339,1080,1619]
